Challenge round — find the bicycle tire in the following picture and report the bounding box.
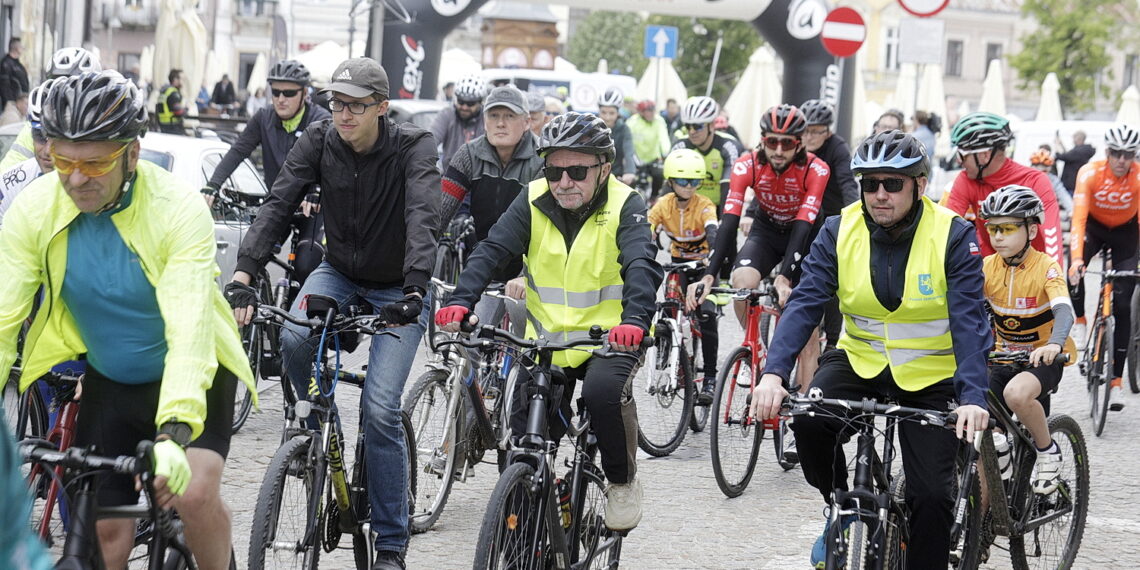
[402,369,461,534]
[948,450,984,570]
[1129,291,1140,393]
[1008,414,1089,570]
[846,519,869,570]
[26,450,69,550]
[709,346,762,498]
[688,333,710,433]
[472,462,549,569]
[885,475,913,570]
[2,372,21,438]
[248,434,323,570]
[774,417,798,471]
[233,318,259,434]
[1088,316,1113,436]
[350,444,371,570]
[634,323,694,457]
[569,462,623,568]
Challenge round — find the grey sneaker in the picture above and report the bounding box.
[604,477,643,531]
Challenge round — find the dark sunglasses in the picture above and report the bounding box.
[762,136,799,151]
[456,99,481,107]
[859,177,908,193]
[543,162,604,182]
[671,178,703,187]
[271,88,301,98]
[1108,149,1137,160]
[684,123,707,132]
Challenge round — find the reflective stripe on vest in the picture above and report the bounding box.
[156,86,179,125]
[524,175,633,368]
[835,196,958,389]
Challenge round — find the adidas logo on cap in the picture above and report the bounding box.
[336,69,352,81]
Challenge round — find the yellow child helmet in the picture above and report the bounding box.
[664,148,706,180]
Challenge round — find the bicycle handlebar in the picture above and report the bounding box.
[784,388,996,429]
[439,323,649,357]
[20,440,151,476]
[989,350,1070,365]
[709,284,776,299]
[255,304,396,337]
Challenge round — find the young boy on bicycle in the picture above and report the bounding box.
[648,148,720,404]
[979,185,1076,494]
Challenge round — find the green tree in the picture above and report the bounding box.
[566,11,647,77]
[1009,0,1120,112]
[644,16,763,103]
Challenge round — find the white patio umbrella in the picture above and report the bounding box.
[977,59,1007,116]
[724,47,781,148]
[1036,72,1063,121]
[636,57,687,110]
[152,0,208,116]
[916,64,950,156]
[138,45,154,86]
[891,63,918,121]
[956,99,971,121]
[295,40,349,85]
[850,52,875,143]
[1116,85,1140,125]
[245,53,268,95]
[202,50,224,93]
[19,1,48,83]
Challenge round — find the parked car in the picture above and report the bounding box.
[387,98,449,130]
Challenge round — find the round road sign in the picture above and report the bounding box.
[820,7,866,59]
[898,0,950,17]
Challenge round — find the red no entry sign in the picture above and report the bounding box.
[820,7,866,58]
[899,0,950,18]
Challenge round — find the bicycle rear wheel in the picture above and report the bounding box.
[473,462,550,569]
[1087,316,1113,436]
[402,369,461,533]
[1008,414,1089,570]
[233,319,259,434]
[1129,292,1140,393]
[688,333,710,433]
[248,434,323,570]
[634,324,694,457]
[709,347,762,498]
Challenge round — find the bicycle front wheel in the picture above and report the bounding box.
[402,369,461,534]
[1008,414,1089,570]
[1129,291,1140,393]
[569,462,623,569]
[634,326,694,457]
[1087,316,1113,436]
[249,434,323,570]
[233,318,260,434]
[688,332,710,433]
[709,346,762,498]
[473,462,550,570]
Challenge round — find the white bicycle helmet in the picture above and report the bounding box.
[27,78,58,124]
[1105,124,1140,152]
[597,87,624,109]
[454,75,487,102]
[48,47,102,78]
[681,96,719,124]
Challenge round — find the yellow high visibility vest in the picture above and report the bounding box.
[524,175,633,368]
[156,86,180,125]
[835,196,959,389]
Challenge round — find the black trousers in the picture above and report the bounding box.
[791,349,960,569]
[1071,217,1137,378]
[510,352,640,484]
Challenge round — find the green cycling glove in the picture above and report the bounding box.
[153,440,192,496]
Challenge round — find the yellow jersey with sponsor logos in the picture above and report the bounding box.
[648,192,719,260]
[983,248,1076,360]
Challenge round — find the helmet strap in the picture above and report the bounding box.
[1001,222,1034,266]
[972,150,996,182]
[95,159,134,215]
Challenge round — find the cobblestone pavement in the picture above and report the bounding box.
[223,312,1138,569]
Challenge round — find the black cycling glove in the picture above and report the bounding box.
[379,294,423,326]
[224,281,258,310]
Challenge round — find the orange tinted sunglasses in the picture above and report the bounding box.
[50,143,129,177]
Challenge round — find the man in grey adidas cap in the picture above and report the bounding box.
[227,56,439,570]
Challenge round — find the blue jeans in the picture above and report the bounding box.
[279,262,425,553]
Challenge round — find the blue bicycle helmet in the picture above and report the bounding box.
[851,130,929,178]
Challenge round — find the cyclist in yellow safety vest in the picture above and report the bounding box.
[155,68,186,134]
[436,112,662,533]
[749,131,992,570]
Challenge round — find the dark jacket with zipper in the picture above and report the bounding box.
[236,117,440,292]
[207,103,332,191]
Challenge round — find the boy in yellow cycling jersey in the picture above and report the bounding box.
[648,148,721,404]
[979,185,1076,494]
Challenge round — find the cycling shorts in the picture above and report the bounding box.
[989,359,1064,416]
[74,366,237,506]
[734,222,797,281]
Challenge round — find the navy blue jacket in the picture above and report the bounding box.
[762,204,992,407]
[207,103,332,191]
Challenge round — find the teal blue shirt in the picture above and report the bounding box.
[61,183,168,383]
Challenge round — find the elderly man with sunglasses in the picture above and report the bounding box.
[435,112,662,532]
[225,57,439,570]
[0,70,256,569]
[749,131,991,569]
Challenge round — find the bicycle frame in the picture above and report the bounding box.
[715,286,781,431]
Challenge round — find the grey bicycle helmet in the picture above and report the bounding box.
[42,71,148,142]
[950,111,1013,151]
[27,78,58,125]
[851,130,929,178]
[681,96,719,124]
[48,47,102,78]
[800,99,835,127]
[759,104,807,136]
[267,59,311,86]
[538,112,615,162]
[454,75,487,102]
[980,185,1044,224]
[1105,124,1140,152]
[597,87,624,109]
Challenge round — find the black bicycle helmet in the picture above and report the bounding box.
[48,47,102,78]
[538,112,615,162]
[759,104,807,136]
[42,71,148,142]
[851,130,929,178]
[799,99,835,127]
[950,111,1013,151]
[267,59,311,86]
[979,184,1044,224]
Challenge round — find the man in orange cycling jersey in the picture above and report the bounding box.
[1068,124,1140,409]
[650,148,720,404]
[945,112,1064,268]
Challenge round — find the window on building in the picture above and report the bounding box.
[883,26,900,71]
[946,40,964,77]
[985,43,1003,67]
[1125,54,1139,89]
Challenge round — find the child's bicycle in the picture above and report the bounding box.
[707,283,797,499]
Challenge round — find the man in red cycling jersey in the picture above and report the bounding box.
[1068,123,1140,409]
[688,104,830,387]
[944,111,1064,268]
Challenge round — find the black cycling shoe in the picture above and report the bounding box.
[696,376,716,406]
[371,550,406,570]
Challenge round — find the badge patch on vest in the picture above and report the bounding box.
[918,273,934,296]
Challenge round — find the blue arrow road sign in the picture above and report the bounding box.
[644,25,678,59]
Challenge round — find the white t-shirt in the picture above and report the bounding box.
[0,157,43,224]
